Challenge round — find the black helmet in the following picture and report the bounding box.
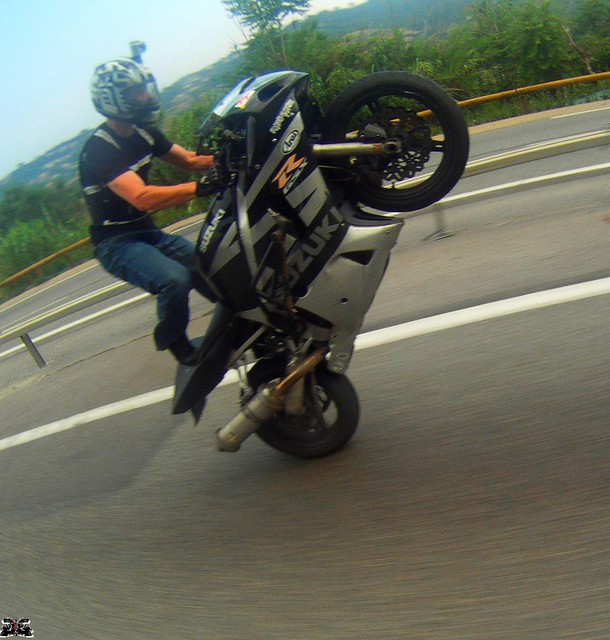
[91,58,160,124]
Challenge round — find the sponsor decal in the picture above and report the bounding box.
[281,129,301,155]
[235,90,255,109]
[273,154,308,194]
[270,99,296,134]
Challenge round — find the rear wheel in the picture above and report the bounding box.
[321,71,469,212]
[246,359,359,458]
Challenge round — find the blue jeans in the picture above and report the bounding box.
[95,229,209,351]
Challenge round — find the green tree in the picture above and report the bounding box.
[313,29,420,105]
[0,181,86,233]
[224,0,310,35]
[569,0,610,71]
[236,19,330,77]
[224,0,311,66]
[572,0,610,37]
[437,0,584,93]
[507,0,582,84]
[0,217,89,282]
[0,184,46,231]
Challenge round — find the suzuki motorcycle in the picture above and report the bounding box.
[172,70,470,457]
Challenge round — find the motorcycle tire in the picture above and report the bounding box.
[246,359,360,458]
[320,71,469,212]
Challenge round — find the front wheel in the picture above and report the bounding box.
[320,71,469,212]
[246,359,359,458]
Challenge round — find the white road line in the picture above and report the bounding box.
[552,106,610,119]
[355,278,610,349]
[0,264,100,313]
[1,277,609,453]
[437,163,610,206]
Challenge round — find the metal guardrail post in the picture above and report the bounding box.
[424,204,454,241]
[20,333,46,368]
[419,129,610,239]
[0,281,133,366]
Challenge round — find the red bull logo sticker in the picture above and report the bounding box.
[235,90,255,109]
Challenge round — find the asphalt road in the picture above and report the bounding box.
[0,104,609,639]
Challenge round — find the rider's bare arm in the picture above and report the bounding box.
[161,144,214,172]
[108,170,197,213]
[108,144,214,212]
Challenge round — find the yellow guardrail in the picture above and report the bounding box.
[0,237,90,289]
[456,71,610,109]
[1,71,609,294]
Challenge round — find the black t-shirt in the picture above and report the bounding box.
[79,123,173,245]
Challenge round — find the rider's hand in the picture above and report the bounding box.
[195,165,220,197]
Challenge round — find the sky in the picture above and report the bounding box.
[0,0,366,180]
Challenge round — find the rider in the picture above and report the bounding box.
[79,53,220,366]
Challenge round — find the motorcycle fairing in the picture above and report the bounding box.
[172,304,239,417]
[196,188,258,310]
[210,71,308,122]
[294,204,403,373]
[197,71,313,158]
[196,94,349,312]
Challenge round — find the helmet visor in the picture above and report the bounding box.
[124,78,161,123]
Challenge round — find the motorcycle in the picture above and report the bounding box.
[172,70,470,457]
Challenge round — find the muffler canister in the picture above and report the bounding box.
[216,383,283,452]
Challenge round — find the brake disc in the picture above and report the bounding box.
[362,107,433,182]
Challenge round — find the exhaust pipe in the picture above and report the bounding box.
[215,383,284,452]
[216,347,326,452]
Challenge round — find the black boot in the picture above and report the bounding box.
[168,335,200,366]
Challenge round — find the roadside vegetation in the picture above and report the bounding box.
[1,0,608,301]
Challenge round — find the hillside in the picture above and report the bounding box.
[308,0,471,34]
[0,0,473,190]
